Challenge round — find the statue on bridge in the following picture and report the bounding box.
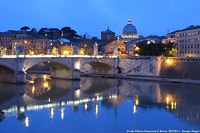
[113,37,118,56]
[72,46,78,55]
[52,47,58,55]
[15,45,24,55]
[0,47,7,55]
[93,42,98,56]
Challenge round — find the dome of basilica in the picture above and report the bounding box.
[122,19,138,39]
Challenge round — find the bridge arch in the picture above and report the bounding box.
[80,60,113,75]
[0,62,16,72]
[25,60,73,79]
[24,59,72,72]
[0,64,15,83]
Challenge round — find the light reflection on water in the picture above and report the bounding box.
[0,74,200,132]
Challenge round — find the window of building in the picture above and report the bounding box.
[191,44,193,48]
[191,51,193,54]
[185,44,187,49]
[185,51,187,54]
[194,51,196,54]
[188,44,190,49]
[198,44,200,48]
[198,51,199,54]
[194,44,196,48]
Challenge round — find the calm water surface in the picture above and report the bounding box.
[0,74,200,133]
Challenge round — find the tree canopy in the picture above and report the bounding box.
[20,26,30,31]
[134,41,177,56]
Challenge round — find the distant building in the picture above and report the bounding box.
[103,38,128,56]
[12,37,50,55]
[101,27,115,45]
[58,46,73,55]
[162,31,176,44]
[175,25,200,57]
[121,19,138,42]
[0,30,33,54]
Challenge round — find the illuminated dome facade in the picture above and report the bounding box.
[122,19,138,41]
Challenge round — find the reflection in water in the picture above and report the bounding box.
[61,107,65,120]
[0,75,200,131]
[50,108,54,119]
[25,117,29,127]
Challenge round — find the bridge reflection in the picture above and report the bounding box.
[0,75,200,127]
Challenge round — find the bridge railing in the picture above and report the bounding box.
[0,55,119,59]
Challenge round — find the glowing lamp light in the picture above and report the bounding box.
[64,51,68,55]
[135,99,139,106]
[166,59,172,65]
[43,82,49,88]
[135,47,140,51]
[31,52,34,55]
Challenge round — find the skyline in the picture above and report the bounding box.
[0,0,200,38]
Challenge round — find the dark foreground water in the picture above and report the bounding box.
[0,74,200,133]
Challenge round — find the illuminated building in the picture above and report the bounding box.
[58,46,73,55]
[174,25,200,57]
[121,19,138,42]
[12,37,50,55]
[103,38,127,56]
[0,30,33,55]
[162,31,176,44]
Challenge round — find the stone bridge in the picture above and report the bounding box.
[0,55,160,83]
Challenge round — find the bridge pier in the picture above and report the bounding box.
[14,71,27,84]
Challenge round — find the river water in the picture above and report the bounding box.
[0,74,200,133]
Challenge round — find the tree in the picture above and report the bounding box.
[163,42,178,57]
[135,41,177,56]
[20,26,30,31]
[38,28,48,36]
[135,41,165,56]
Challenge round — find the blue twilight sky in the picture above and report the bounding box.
[0,0,200,38]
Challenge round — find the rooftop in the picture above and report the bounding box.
[102,27,115,34]
[168,25,200,35]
